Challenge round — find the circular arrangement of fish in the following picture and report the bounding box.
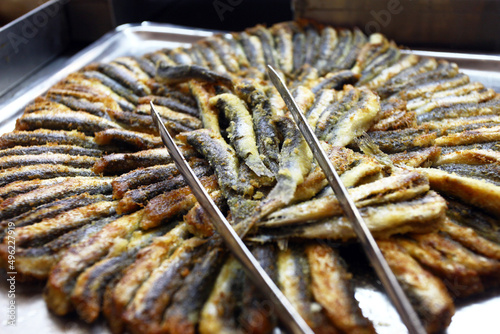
[1,20,500,334]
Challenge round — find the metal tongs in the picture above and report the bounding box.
[150,102,314,334]
[267,65,426,334]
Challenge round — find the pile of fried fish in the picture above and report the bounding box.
[1,20,499,334]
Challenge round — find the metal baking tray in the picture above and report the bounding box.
[0,22,500,334]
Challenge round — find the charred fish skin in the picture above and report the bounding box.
[92,146,199,176]
[0,144,102,158]
[234,80,280,174]
[156,64,233,87]
[211,93,274,178]
[0,129,99,150]
[0,153,97,170]
[184,129,254,197]
[0,177,113,221]
[116,164,213,214]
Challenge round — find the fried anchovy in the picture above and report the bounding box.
[134,56,157,77]
[136,103,202,130]
[236,31,267,74]
[305,89,336,128]
[44,94,111,119]
[104,223,189,333]
[92,146,198,176]
[238,243,278,334]
[395,232,500,298]
[0,193,111,235]
[310,70,360,94]
[271,22,294,74]
[407,81,485,110]
[15,110,121,135]
[199,256,244,334]
[366,128,436,153]
[211,93,273,178]
[245,116,313,228]
[111,159,204,199]
[156,64,232,87]
[334,27,367,70]
[44,209,145,315]
[46,87,120,111]
[277,244,339,333]
[117,164,213,214]
[96,62,151,96]
[184,190,226,238]
[400,73,470,101]
[0,164,96,188]
[184,129,253,196]
[122,237,207,334]
[94,128,163,151]
[112,163,176,199]
[438,163,500,187]
[0,153,97,170]
[206,36,240,73]
[0,144,102,158]
[235,80,280,174]
[364,53,420,90]
[435,125,500,147]
[378,240,454,333]
[3,214,118,280]
[167,47,195,66]
[0,177,68,201]
[71,225,169,323]
[306,242,375,333]
[445,197,500,245]
[61,72,136,111]
[256,191,445,241]
[376,57,438,98]
[262,171,429,227]
[389,146,442,168]
[138,95,199,117]
[113,57,151,80]
[0,177,113,221]
[196,41,229,74]
[141,174,219,230]
[82,70,140,104]
[0,129,98,149]
[324,87,380,146]
[419,167,500,217]
[292,26,306,74]
[108,108,191,135]
[14,200,117,247]
[161,240,226,334]
[312,26,338,73]
[189,82,221,137]
[248,25,279,70]
[416,96,500,123]
[442,218,500,260]
[315,87,360,139]
[358,45,401,84]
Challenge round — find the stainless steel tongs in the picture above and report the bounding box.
[267,65,426,334]
[150,101,314,334]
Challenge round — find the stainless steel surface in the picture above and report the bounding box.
[0,22,499,334]
[268,65,426,334]
[151,102,314,334]
[0,0,69,97]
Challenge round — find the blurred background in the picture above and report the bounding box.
[0,0,498,98]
